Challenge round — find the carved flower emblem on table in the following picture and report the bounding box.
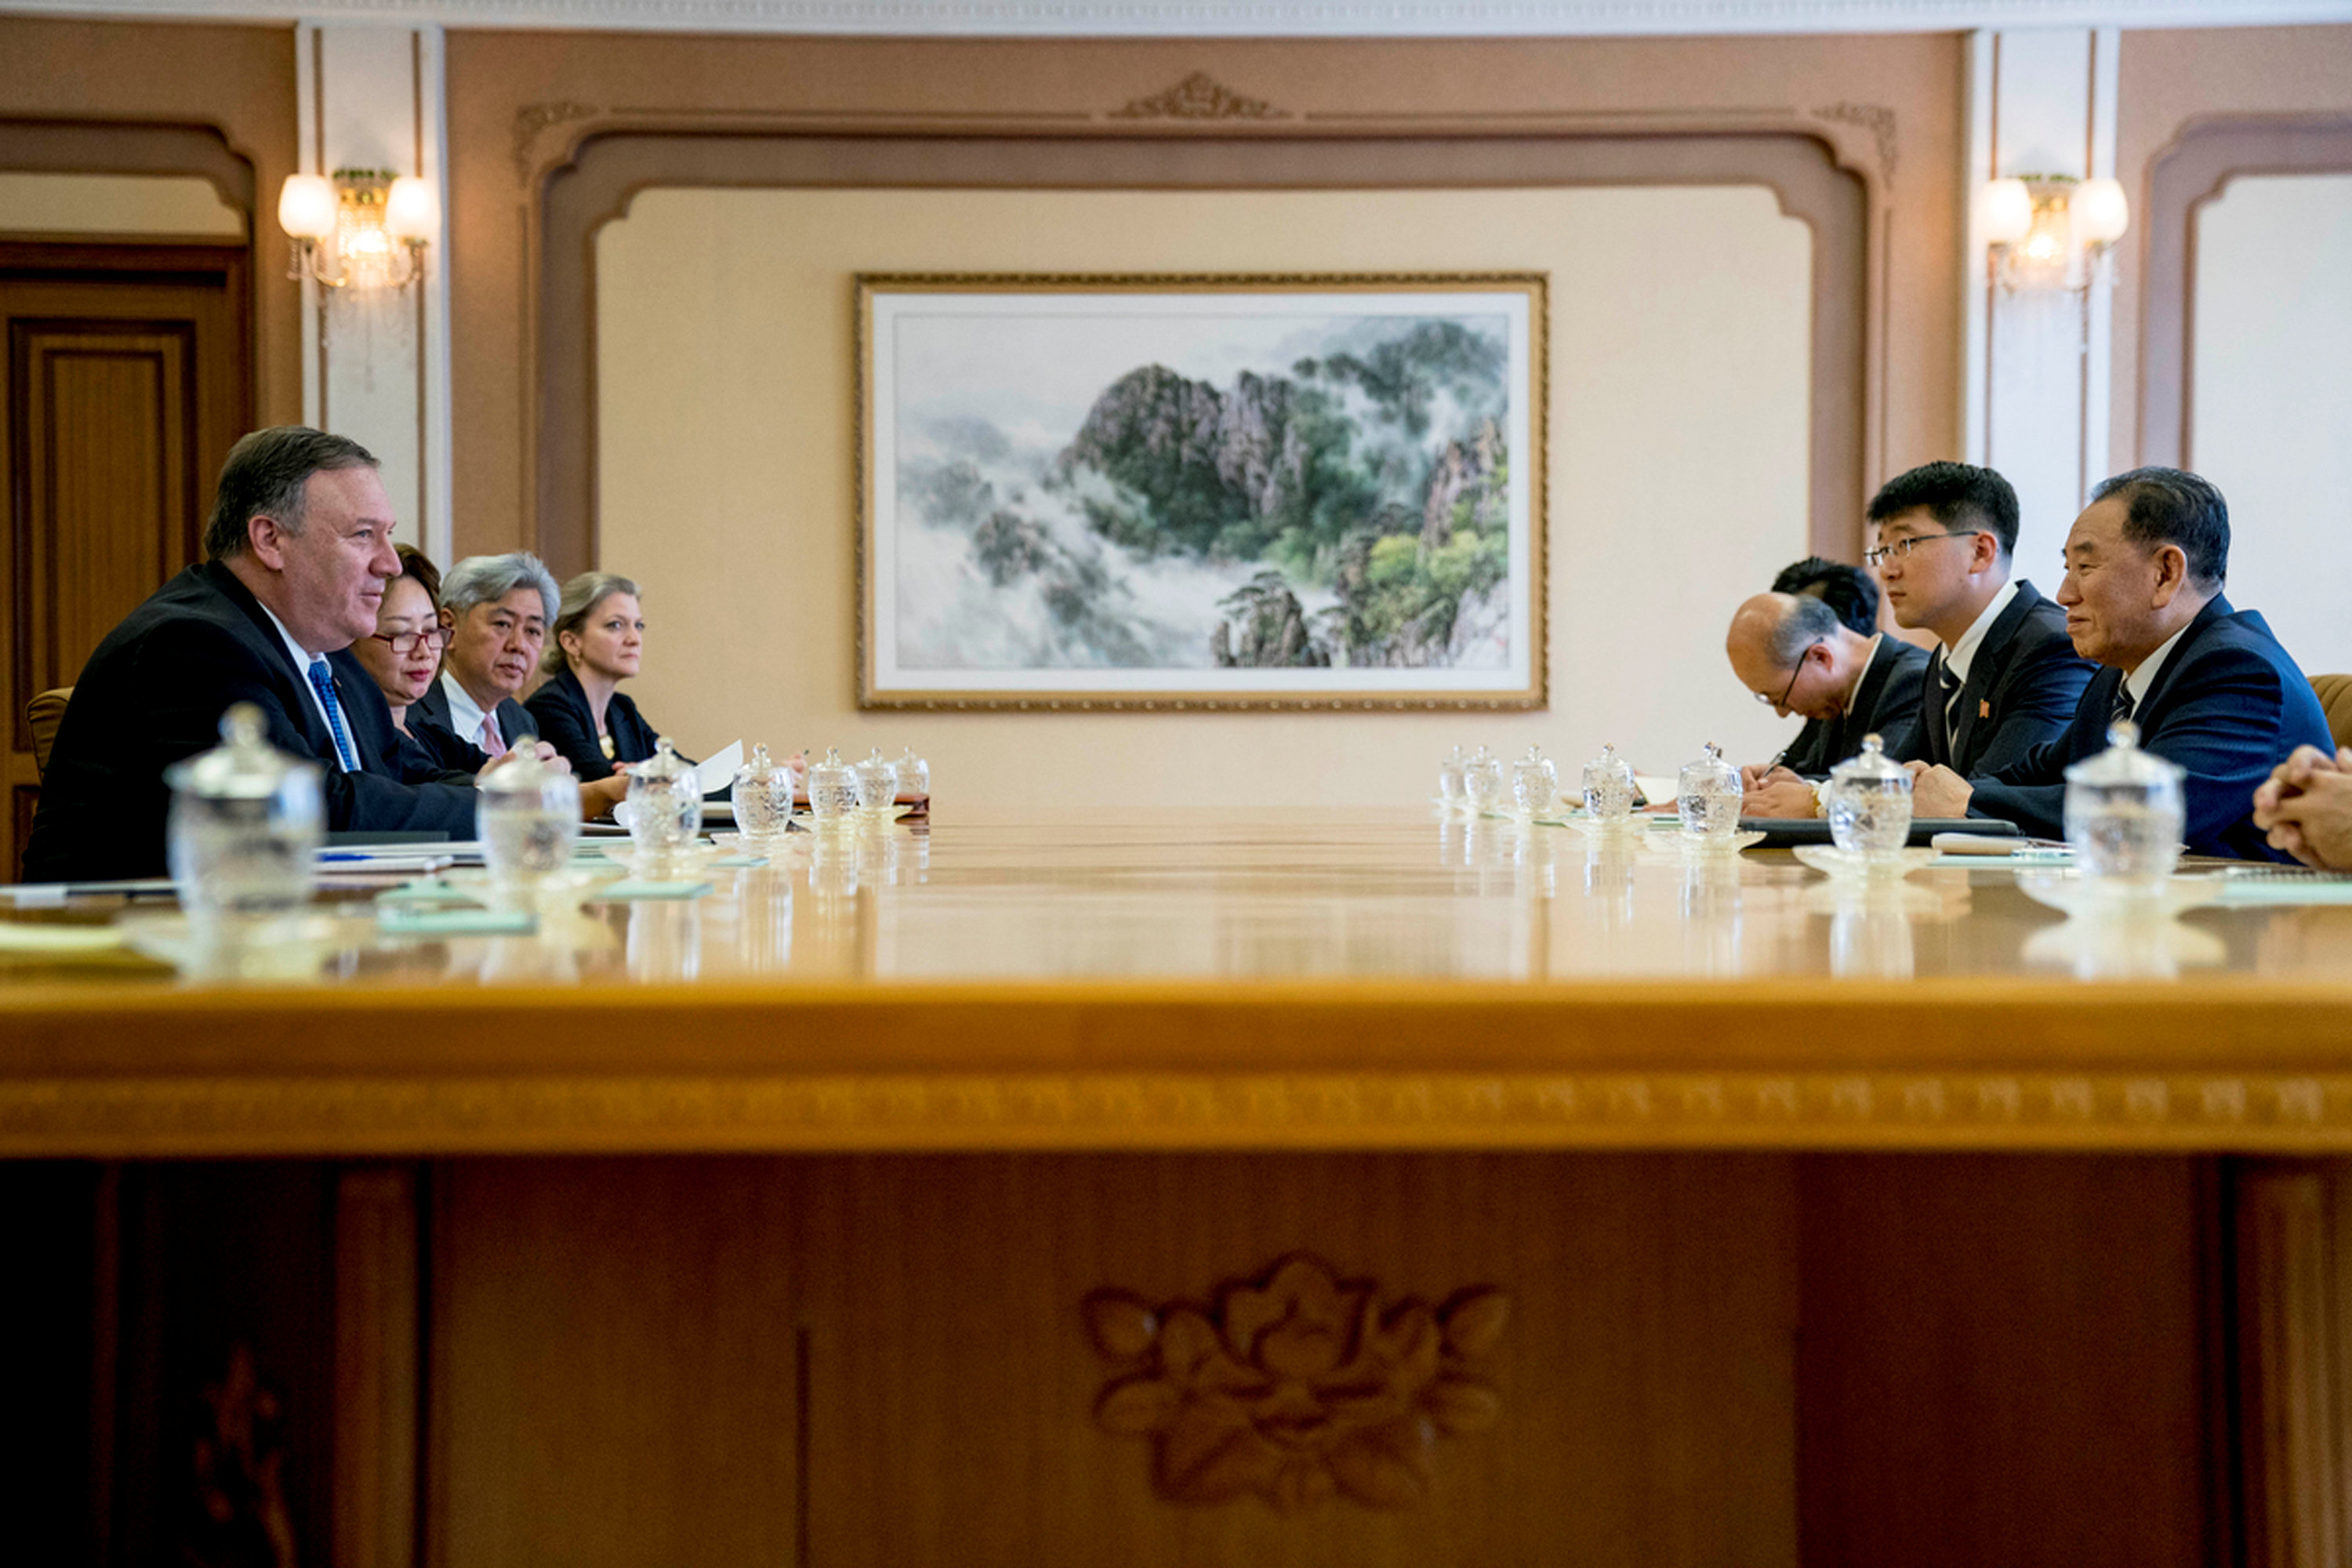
[1085,1253,1508,1511]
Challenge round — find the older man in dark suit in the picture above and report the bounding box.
[1730,591,1929,818]
[1909,467,2332,859]
[23,427,478,883]
[1867,461,2094,778]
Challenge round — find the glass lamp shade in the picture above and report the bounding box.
[2074,178,2130,245]
[385,176,438,242]
[1978,177,2034,246]
[277,175,339,241]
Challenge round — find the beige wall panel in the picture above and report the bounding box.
[2116,24,2352,475]
[2191,172,2352,677]
[0,172,244,238]
[448,30,1964,560]
[597,184,1809,803]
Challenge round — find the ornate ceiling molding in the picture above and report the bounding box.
[8,0,2351,36]
[1111,73,1287,120]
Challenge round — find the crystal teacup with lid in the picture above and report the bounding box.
[626,735,703,868]
[1677,742,1742,844]
[477,741,581,895]
[1581,743,1638,825]
[895,746,931,801]
[165,702,323,914]
[731,742,797,845]
[1510,746,1559,818]
[806,747,859,828]
[1462,746,1508,815]
[2064,720,2186,888]
[1437,746,1469,811]
[1824,733,1914,856]
[853,749,900,817]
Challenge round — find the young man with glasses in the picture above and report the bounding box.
[1726,590,1929,818]
[1866,461,2093,782]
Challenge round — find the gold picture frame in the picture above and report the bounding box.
[856,272,1548,711]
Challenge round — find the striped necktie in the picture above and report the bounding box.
[307,657,358,772]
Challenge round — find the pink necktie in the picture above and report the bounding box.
[481,709,506,756]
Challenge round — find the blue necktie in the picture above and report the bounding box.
[307,656,358,773]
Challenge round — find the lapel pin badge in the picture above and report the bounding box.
[1980,699,1991,718]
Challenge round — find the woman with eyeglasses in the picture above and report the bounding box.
[350,546,477,771]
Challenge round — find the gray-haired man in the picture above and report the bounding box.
[410,551,555,758]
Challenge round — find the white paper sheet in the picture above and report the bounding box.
[694,740,743,800]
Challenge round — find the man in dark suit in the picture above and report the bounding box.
[1866,461,2095,777]
[1765,558,1884,780]
[407,550,554,762]
[1728,591,1929,817]
[1910,467,2332,859]
[24,427,477,883]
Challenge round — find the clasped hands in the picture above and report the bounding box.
[2252,744,2352,869]
[1738,760,1976,820]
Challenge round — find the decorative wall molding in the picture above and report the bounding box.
[7,0,2352,38]
[1810,100,1896,182]
[1086,1254,1507,1510]
[1110,73,1286,122]
[512,100,601,185]
[2136,112,2352,469]
[18,1068,2352,1156]
[535,130,1866,580]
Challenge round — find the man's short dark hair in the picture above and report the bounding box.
[1771,557,1878,636]
[2091,466,2230,589]
[203,426,379,561]
[1866,460,2020,556]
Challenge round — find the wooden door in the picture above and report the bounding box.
[0,240,251,878]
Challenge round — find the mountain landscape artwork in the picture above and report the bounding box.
[859,277,1545,707]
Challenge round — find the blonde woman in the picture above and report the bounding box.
[524,571,667,781]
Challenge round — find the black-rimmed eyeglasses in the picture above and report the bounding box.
[1758,641,1821,708]
[370,627,452,656]
[1862,531,1978,568]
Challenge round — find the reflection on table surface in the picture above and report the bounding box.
[6,808,2352,990]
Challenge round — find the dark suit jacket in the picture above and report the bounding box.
[408,673,535,765]
[1779,634,1931,777]
[394,713,491,780]
[24,562,477,883]
[1970,594,2332,859]
[1899,580,2096,779]
[524,666,664,783]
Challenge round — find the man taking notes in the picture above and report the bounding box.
[1730,592,1929,818]
[1867,461,2093,776]
[24,427,477,882]
[1907,467,2332,860]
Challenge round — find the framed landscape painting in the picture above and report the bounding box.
[856,274,1547,709]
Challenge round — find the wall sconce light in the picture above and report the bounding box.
[1980,174,2129,293]
[278,168,436,291]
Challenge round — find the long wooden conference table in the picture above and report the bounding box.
[7,809,2351,1567]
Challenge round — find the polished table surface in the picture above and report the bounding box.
[5,808,2352,1155]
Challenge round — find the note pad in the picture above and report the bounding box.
[589,880,713,902]
[376,906,537,937]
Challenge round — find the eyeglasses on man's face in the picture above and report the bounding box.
[1862,531,1979,568]
[1757,640,1822,708]
[370,626,453,656]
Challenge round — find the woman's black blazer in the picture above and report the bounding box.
[524,666,666,782]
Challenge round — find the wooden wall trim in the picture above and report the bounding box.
[2137,112,2352,470]
[532,127,1868,584]
[0,118,256,216]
